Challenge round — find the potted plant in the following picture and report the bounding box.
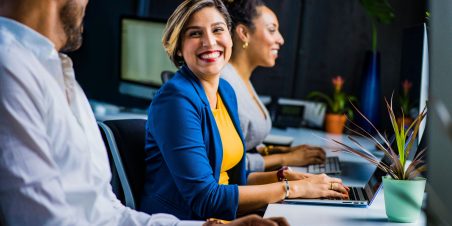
[397,79,414,127]
[330,97,427,223]
[308,75,357,134]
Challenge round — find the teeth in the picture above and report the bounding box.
[271,50,278,55]
[200,52,220,59]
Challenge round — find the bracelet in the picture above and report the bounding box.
[262,145,273,156]
[283,179,290,199]
[277,166,289,181]
[262,146,269,156]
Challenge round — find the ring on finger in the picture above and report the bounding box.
[330,182,334,190]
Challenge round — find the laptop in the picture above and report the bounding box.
[307,156,342,174]
[283,163,386,207]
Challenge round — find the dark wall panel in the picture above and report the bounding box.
[292,0,425,101]
[69,0,148,108]
[71,0,425,113]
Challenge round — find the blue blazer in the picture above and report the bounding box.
[139,66,247,220]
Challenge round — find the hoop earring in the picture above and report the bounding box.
[242,42,248,49]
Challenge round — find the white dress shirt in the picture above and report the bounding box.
[0,17,201,226]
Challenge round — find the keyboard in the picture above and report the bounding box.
[307,156,341,174]
[348,187,366,201]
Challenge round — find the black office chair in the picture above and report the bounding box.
[97,119,146,209]
[161,70,175,84]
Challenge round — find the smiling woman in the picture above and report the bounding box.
[179,7,232,86]
[221,0,327,172]
[140,0,348,221]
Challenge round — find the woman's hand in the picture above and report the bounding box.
[281,145,326,166]
[204,214,289,226]
[289,174,349,199]
[284,169,313,181]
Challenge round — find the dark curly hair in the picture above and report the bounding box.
[222,0,266,35]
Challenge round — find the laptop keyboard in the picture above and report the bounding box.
[348,187,366,201]
[307,156,341,174]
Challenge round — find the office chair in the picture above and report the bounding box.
[97,119,146,209]
[98,123,125,204]
[161,70,175,84]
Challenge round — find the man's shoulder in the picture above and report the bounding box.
[0,40,34,70]
[0,41,46,95]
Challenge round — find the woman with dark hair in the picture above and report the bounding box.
[140,0,348,221]
[222,0,326,172]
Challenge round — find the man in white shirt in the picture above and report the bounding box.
[0,0,287,225]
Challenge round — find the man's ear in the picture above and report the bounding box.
[235,24,250,43]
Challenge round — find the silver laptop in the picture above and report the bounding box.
[283,163,386,207]
[307,156,341,174]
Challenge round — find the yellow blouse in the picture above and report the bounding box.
[211,93,244,185]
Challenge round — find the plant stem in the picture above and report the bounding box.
[371,18,377,52]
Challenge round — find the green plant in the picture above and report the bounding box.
[330,97,427,180]
[399,79,413,116]
[308,75,357,119]
[360,0,395,52]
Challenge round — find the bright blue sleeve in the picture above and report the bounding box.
[148,82,239,220]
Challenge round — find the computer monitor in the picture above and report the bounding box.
[418,23,429,144]
[400,23,429,145]
[119,16,177,100]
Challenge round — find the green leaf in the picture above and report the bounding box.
[331,95,427,180]
[308,91,334,112]
[360,0,395,24]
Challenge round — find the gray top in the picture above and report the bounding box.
[221,64,272,172]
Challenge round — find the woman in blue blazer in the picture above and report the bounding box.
[140,0,349,221]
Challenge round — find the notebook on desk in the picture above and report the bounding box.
[283,163,386,207]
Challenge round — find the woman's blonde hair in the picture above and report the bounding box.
[162,0,231,67]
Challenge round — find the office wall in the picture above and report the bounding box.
[254,0,426,100]
[69,0,149,108]
[71,0,425,111]
[255,0,425,130]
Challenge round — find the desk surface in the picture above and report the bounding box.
[265,127,426,225]
[270,127,378,150]
[272,127,384,187]
[264,191,426,226]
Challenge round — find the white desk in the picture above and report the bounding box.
[270,127,378,151]
[264,127,426,225]
[265,191,425,226]
[271,127,384,186]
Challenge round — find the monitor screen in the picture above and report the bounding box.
[418,23,429,143]
[400,23,429,144]
[119,16,177,100]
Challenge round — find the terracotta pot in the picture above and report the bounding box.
[325,114,347,134]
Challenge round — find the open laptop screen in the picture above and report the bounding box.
[363,165,386,204]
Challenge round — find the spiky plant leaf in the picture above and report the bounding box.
[329,96,427,180]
